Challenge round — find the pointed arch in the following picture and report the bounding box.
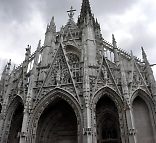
[91,86,125,143]
[65,44,81,57]
[130,89,155,108]
[28,88,83,143]
[1,95,24,143]
[131,89,156,143]
[92,86,124,111]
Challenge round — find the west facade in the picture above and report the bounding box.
[0,0,156,143]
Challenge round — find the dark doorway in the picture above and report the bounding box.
[36,98,78,143]
[133,96,154,143]
[7,101,24,143]
[96,96,121,143]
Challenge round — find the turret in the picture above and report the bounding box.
[141,47,156,97]
[112,34,119,66]
[1,65,7,81]
[0,59,11,84]
[81,11,97,66]
[44,16,56,46]
[42,17,56,66]
[0,60,11,99]
[94,19,102,39]
[5,59,11,82]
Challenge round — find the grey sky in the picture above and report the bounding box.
[0,0,156,77]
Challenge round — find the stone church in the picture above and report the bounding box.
[0,0,156,143]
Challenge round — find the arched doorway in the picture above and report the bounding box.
[133,96,154,143]
[36,98,78,143]
[96,96,121,143]
[6,96,24,143]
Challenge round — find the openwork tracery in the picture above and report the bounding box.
[67,53,82,82]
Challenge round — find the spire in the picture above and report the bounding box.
[112,34,117,48]
[95,18,100,29]
[49,16,56,33]
[141,47,156,96]
[7,59,11,71]
[5,59,11,78]
[112,34,119,65]
[78,0,93,26]
[80,0,92,17]
[37,40,41,50]
[1,59,11,79]
[141,46,148,64]
[2,65,7,76]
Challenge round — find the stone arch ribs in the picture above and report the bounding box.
[1,96,24,143]
[94,55,121,96]
[36,99,78,143]
[28,89,83,143]
[36,43,81,105]
[92,87,124,113]
[91,87,127,143]
[130,89,155,111]
[93,93,123,143]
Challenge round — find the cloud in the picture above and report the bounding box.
[90,0,136,17]
[0,0,35,23]
[0,0,156,79]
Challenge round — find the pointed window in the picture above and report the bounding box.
[67,53,82,82]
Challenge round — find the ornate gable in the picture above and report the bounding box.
[128,55,151,96]
[94,56,121,95]
[36,43,81,103]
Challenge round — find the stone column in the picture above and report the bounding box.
[125,106,137,143]
[83,106,92,143]
[119,58,137,143]
[19,106,29,143]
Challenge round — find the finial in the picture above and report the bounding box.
[141,46,147,59]
[67,6,76,21]
[6,59,11,71]
[130,50,133,57]
[37,40,41,50]
[50,16,55,27]
[112,34,117,48]
[25,45,31,61]
[50,16,55,24]
[26,45,31,51]
[8,59,11,65]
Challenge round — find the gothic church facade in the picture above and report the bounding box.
[0,0,156,143]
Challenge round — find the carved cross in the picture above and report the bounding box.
[67,6,76,20]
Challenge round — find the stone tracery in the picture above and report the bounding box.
[0,0,156,143]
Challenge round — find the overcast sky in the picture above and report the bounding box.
[0,0,156,78]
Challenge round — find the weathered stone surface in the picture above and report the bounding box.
[0,0,156,143]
